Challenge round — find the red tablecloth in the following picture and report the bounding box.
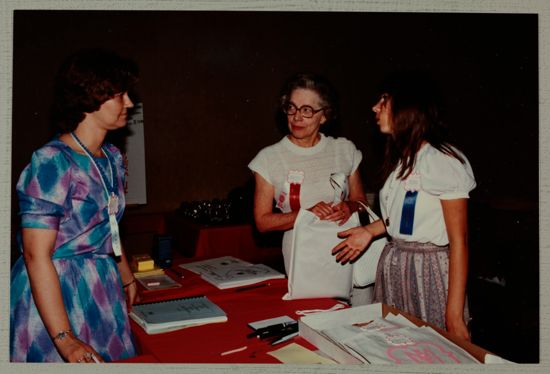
[126,264,346,363]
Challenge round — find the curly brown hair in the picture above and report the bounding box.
[51,48,138,133]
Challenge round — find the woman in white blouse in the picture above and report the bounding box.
[332,71,476,341]
[249,73,367,275]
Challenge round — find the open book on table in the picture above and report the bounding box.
[179,256,285,289]
[129,295,227,334]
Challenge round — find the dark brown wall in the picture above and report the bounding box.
[12,10,537,216]
[9,11,540,361]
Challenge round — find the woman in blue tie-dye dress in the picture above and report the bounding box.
[10,49,139,363]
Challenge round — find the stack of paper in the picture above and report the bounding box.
[319,314,480,364]
[129,295,227,334]
[179,256,285,289]
[133,266,165,278]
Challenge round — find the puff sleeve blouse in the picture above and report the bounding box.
[379,143,476,245]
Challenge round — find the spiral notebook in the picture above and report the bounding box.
[129,295,227,334]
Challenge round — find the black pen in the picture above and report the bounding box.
[168,267,185,278]
[235,283,270,293]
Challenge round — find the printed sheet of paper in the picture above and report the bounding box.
[343,325,480,364]
[267,343,336,364]
[179,256,285,289]
[313,313,481,365]
[179,256,252,274]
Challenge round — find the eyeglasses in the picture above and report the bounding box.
[283,102,326,118]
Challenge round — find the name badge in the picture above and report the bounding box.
[287,170,305,184]
[109,214,122,257]
[108,193,119,215]
[287,170,304,212]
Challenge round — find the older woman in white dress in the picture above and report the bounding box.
[249,73,368,275]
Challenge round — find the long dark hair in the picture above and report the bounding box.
[379,71,464,180]
[51,48,139,133]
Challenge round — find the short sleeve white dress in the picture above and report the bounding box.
[248,133,362,274]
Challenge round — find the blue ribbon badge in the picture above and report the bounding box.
[399,191,418,235]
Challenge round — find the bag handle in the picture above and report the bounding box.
[356,200,381,223]
[329,172,347,204]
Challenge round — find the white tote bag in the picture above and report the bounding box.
[284,208,358,300]
[352,201,387,287]
[284,172,358,300]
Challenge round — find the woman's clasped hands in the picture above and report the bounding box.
[307,200,353,226]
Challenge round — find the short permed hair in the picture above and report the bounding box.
[275,72,340,136]
[51,48,138,132]
[279,73,338,122]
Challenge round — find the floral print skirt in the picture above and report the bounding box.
[373,239,469,330]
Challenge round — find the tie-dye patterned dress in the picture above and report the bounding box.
[10,138,136,362]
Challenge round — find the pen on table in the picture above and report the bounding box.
[146,281,160,287]
[235,283,270,293]
[168,267,185,278]
[353,320,374,328]
[220,345,247,356]
[270,331,299,346]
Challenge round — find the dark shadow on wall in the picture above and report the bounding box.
[468,200,539,363]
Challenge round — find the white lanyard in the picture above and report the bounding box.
[71,132,122,257]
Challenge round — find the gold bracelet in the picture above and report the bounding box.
[51,329,72,342]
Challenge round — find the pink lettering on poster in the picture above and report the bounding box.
[387,341,462,364]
